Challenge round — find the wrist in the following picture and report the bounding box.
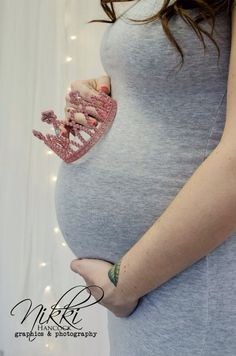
[108,258,122,286]
[107,258,138,306]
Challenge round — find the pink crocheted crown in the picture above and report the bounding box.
[32,89,117,163]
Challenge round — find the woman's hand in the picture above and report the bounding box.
[59,75,111,137]
[70,258,140,318]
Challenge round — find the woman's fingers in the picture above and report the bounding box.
[96,75,111,94]
[70,80,100,100]
[64,107,98,128]
[65,94,78,109]
[84,75,111,94]
[65,94,101,121]
[73,112,98,128]
[63,76,111,130]
[58,123,69,138]
[70,77,110,105]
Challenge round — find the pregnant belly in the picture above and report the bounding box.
[54,161,175,263]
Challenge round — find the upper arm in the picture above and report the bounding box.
[219,3,236,150]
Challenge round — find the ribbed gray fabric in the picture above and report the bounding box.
[54,1,236,354]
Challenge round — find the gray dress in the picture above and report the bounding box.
[55,1,236,354]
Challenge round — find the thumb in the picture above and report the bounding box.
[96,75,111,94]
[70,259,84,274]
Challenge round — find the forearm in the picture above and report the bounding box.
[109,143,236,304]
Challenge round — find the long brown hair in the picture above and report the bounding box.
[88,0,234,71]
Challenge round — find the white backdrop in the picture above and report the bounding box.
[0,0,126,355]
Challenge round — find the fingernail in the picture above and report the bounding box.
[60,131,68,137]
[100,85,109,94]
[86,118,97,127]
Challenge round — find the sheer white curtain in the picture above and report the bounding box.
[0,1,112,355]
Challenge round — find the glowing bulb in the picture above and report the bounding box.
[51,175,57,182]
[61,242,66,247]
[46,150,53,155]
[45,343,49,348]
[54,227,59,233]
[70,35,77,40]
[44,285,51,293]
[66,56,72,62]
[40,262,47,267]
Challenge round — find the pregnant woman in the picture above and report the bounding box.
[55,0,236,354]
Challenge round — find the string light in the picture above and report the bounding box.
[44,285,51,293]
[37,9,79,356]
[39,262,47,267]
[42,13,76,349]
[44,343,54,351]
[46,150,53,155]
[54,227,60,233]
